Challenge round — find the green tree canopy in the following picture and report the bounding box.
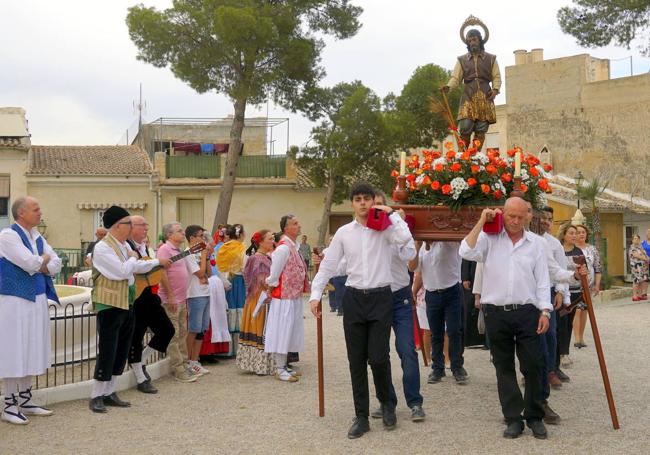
[381,64,462,154]
[290,81,394,244]
[558,1,650,56]
[126,0,362,232]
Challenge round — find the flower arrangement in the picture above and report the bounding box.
[391,142,553,210]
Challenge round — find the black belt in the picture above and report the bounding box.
[346,286,391,295]
[483,303,536,312]
[427,284,458,293]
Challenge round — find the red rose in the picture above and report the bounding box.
[446,150,456,160]
[450,163,462,172]
[494,190,503,199]
[442,184,452,195]
[390,170,399,177]
[406,174,416,182]
[432,151,441,159]
[431,181,441,190]
[486,164,497,175]
[471,165,480,174]
[467,178,477,187]
[529,167,540,177]
[481,184,490,194]
[501,172,512,183]
[520,184,528,192]
[543,164,553,172]
[434,164,444,172]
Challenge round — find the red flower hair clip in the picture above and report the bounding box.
[251,231,263,245]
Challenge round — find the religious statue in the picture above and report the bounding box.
[442,15,501,152]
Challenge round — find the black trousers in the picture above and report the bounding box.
[483,304,545,423]
[128,288,175,364]
[94,306,135,382]
[342,286,394,418]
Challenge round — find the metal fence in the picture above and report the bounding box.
[53,248,88,284]
[236,155,287,178]
[165,154,287,179]
[33,300,164,390]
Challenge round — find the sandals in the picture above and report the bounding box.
[18,387,53,416]
[2,395,29,425]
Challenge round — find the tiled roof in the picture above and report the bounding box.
[549,175,650,214]
[27,145,153,175]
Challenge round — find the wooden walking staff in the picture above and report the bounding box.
[412,302,429,366]
[313,247,325,417]
[573,255,620,430]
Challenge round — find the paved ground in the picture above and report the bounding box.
[2,297,649,455]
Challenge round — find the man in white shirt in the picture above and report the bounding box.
[89,206,170,413]
[459,197,551,440]
[127,216,175,394]
[369,192,424,422]
[410,241,467,385]
[0,197,61,425]
[310,182,412,439]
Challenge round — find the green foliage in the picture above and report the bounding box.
[389,64,462,148]
[558,1,650,56]
[126,0,362,105]
[290,81,394,204]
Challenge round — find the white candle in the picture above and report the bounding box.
[400,151,406,175]
[514,152,521,177]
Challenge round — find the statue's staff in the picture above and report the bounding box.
[313,247,325,417]
[572,255,620,429]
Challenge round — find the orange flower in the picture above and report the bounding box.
[467,177,477,187]
[494,190,503,199]
[431,181,441,190]
[411,155,419,162]
[473,139,482,148]
[415,168,423,175]
[450,163,462,172]
[501,172,512,183]
[529,167,540,177]
[457,139,466,148]
[507,149,517,157]
[538,178,549,191]
[434,163,444,172]
[421,175,432,186]
[431,151,441,159]
[441,184,452,195]
[461,152,471,161]
[481,184,490,194]
[446,150,456,160]
[444,141,454,150]
[471,165,480,174]
[520,184,528,193]
[421,163,432,171]
[406,174,416,182]
[496,159,508,169]
[543,164,553,172]
[486,164,497,175]
[390,170,399,177]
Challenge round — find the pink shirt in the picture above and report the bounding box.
[157,241,190,304]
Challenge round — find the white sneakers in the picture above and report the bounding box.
[188,361,210,377]
[275,367,299,383]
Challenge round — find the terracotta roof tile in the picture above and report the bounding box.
[27,145,152,175]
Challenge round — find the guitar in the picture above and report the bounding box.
[134,242,207,298]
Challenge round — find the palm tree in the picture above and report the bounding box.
[576,176,608,253]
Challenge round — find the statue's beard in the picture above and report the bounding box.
[470,44,481,53]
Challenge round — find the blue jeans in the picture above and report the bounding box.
[331,275,347,312]
[540,289,558,401]
[385,286,423,408]
[425,284,464,373]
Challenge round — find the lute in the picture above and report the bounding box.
[135,242,206,298]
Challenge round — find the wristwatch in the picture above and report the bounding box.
[541,310,551,319]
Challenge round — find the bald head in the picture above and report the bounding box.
[12,196,42,230]
[129,215,149,244]
[503,197,528,235]
[95,227,108,240]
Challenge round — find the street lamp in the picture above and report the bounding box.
[36,219,47,237]
[575,170,584,209]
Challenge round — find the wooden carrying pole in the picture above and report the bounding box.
[412,303,429,366]
[573,256,620,429]
[313,256,325,417]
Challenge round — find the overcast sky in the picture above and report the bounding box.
[2,0,649,150]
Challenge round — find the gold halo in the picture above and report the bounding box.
[460,15,490,45]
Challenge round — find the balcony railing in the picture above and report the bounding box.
[166,155,222,179]
[165,155,287,179]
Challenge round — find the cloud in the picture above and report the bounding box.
[1,0,648,148]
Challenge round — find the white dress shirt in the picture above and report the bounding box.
[93,234,159,285]
[0,224,62,279]
[322,247,347,277]
[418,242,461,291]
[390,239,416,292]
[266,235,298,288]
[310,212,412,301]
[543,232,573,305]
[459,230,552,311]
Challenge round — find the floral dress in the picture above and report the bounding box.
[628,244,649,284]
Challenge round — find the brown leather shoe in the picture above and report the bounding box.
[548,372,563,389]
[542,401,561,425]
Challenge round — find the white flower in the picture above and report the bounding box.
[433,157,447,167]
[450,177,469,200]
[415,174,425,185]
[520,168,530,182]
[473,153,489,165]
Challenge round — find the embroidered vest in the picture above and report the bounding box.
[91,235,130,311]
[0,224,59,303]
[271,239,309,300]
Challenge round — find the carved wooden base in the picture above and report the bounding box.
[393,205,496,241]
